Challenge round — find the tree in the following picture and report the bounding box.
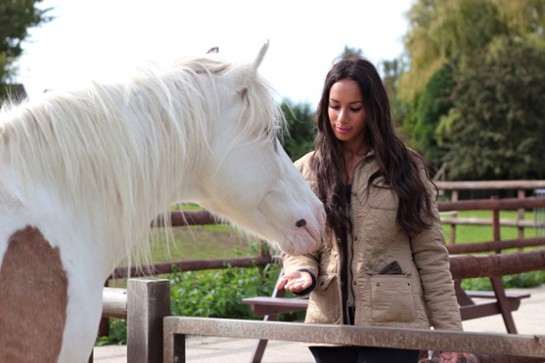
[400,0,507,102]
[0,0,51,83]
[397,0,545,180]
[381,58,409,130]
[411,61,455,166]
[280,99,315,161]
[439,37,545,180]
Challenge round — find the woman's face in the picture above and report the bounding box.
[328,79,366,150]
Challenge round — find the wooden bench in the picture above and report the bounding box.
[243,269,531,363]
[244,290,531,323]
[455,277,530,331]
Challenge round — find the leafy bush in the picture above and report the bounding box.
[96,319,127,346]
[169,263,282,318]
[461,271,545,291]
[98,263,303,345]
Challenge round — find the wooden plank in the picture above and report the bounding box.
[449,250,545,279]
[243,293,528,323]
[435,180,545,190]
[440,217,541,228]
[242,297,307,316]
[113,255,271,279]
[466,291,530,300]
[163,317,545,361]
[460,301,518,321]
[447,238,545,254]
[439,197,545,212]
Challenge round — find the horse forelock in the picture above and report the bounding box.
[0,52,282,268]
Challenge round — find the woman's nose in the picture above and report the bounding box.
[338,108,349,123]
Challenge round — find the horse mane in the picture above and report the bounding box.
[0,53,283,268]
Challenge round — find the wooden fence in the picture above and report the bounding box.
[109,181,545,279]
[164,317,545,363]
[94,278,170,363]
[436,180,545,244]
[99,248,545,363]
[96,182,545,362]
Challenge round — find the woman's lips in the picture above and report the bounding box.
[335,125,350,134]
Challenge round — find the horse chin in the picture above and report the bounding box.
[279,228,321,256]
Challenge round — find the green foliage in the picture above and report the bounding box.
[381,58,410,130]
[461,271,545,291]
[341,46,363,59]
[280,99,315,161]
[0,83,26,103]
[169,263,280,318]
[0,0,52,82]
[503,271,545,288]
[461,277,492,291]
[99,263,304,345]
[400,0,508,102]
[410,61,455,166]
[396,0,545,177]
[440,36,545,180]
[96,319,127,346]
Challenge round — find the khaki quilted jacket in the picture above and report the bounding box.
[283,151,463,331]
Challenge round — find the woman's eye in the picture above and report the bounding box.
[329,105,339,110]
[351,107,362,112]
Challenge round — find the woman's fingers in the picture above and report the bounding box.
[277,272,312,292]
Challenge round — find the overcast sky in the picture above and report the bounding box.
[16,0,413,107]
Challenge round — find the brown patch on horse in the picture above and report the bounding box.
[0,226,68,362]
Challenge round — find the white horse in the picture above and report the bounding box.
[0,43,325,362]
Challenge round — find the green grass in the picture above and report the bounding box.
[148,226,257,262]
[441,210,540,244]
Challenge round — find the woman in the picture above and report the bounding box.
[277,56,463,363]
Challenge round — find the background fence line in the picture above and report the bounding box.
[95,181,545,362]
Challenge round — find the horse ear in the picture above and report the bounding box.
[236,40,269,92]
[252,40,269,72]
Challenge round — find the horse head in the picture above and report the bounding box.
[182,42,325,256]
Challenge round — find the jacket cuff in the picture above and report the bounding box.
[292,269,316,296]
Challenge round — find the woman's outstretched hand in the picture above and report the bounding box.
[276,270,313,293]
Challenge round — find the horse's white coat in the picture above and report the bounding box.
[0,43,325,362]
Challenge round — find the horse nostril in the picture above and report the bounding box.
[295,219,307,228]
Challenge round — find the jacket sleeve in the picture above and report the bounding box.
[282,251,320,278]
[410,179,463,331]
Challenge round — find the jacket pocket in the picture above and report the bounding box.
[370,274,416,323]
[315,273,335,292]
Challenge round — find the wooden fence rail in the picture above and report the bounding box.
[163,317,545,363]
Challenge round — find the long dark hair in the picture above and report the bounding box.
[310,55,436,238]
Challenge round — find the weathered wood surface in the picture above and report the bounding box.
[163,317,545,361]
[449,250,545,279]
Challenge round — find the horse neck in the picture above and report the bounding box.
[1,83,212,275]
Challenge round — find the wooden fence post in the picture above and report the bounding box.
[127,277,170,363]
[517,188,525,242]
[449,189,458,245]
